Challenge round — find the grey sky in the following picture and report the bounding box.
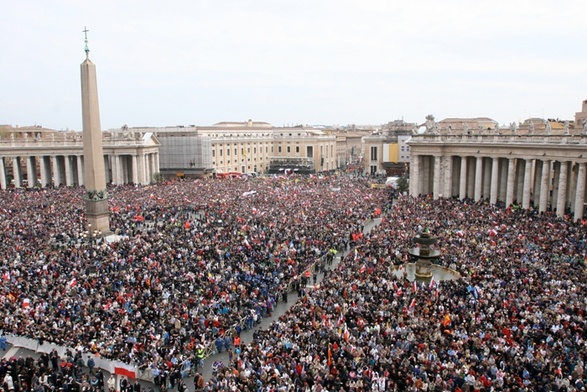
[1,0,586,130]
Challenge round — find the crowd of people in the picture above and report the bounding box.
[2,175,587,391]
[205,195,587,391]
[0,175,387,390]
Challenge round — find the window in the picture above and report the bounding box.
[227,149,230,156]
[370,146,378,161]
[287,146,291,153]
[296,146,300,153]
[278,146,282,153]
[219,149,223,156]
[234,148,237,155]
[307,146,313,158]
[212,150,215,157]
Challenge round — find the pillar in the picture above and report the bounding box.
[459,156,467,200]
[0,158,6,189]
[51,156,60,186]
[443,155,453,198]
[533,160,542,207]
[551,162,560,211]
[522,159,533,210]
[26,156,36,187]
[137,153,146,185]
[410,154,420,197]
[39,156,49,187]
[515,159,525,203]
[12,157,22,188]
[433,155,441,200]
[556,161,568,217]
[489,158,499,205]
[474,156,483,201]
[64,155,73,186]
[498,158,508,202]
[154,152,160,176]
[538,160,550,213]
[505,158,516,207]
[574,162,586,221]
[77,155,84,186]
[569,163,578,213]
[132,155,139,185]
[483,158,491,199]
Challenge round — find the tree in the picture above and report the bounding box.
[397,175,409,193]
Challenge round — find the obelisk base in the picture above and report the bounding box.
[85,199,111,234]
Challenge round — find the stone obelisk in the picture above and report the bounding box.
[81,27,110,234]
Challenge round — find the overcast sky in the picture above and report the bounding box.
[2,0,586,130]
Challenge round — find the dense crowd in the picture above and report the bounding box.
[2,175,587,391]
[0,176,386,389]
[205,196,587,391]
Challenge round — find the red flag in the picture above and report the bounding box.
[409,298,416,309]
[114,366,136,379]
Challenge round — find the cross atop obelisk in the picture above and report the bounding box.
[81,27,110,234]
[83,26,90,59]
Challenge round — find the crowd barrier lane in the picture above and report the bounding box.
[5,334,153,383]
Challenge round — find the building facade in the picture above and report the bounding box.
[362,120,415,176]
[123,120,337,176]
[0,126,160,189]
[408,113,587,220]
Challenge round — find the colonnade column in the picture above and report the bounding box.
[459,156,467,200]
[490,158,499,204]
[538,160,551,213]
[137,153,146,185]
[0,158,6,189]
[39,156,49,187]
[505,158,516,207]
[154,153,160,176]
[26,157,36,187]
[51,156,59,186]
[12,157,22,188]
[551,162,560,210]
[443,156,453,198]
[573,163,586,220]
[409,154,420,197]
[556,161,568,217]
[533,161,542,207]
[433,155,441,200]
[77,155,84,186]
[132,155,139,185]
[64,156,73,186]
[145,154,152,184]
[522,159,533,209]
[474,156,483,201]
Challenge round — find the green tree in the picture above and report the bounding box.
[397,175,409,193]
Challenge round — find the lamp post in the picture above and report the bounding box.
[83,223,102,245]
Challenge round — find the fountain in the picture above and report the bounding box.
[408,228,441,279]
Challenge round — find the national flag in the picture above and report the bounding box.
[412,281,418,293]
[2,271,9,281]
[343,326,350,342]
[68,278,77,287]
[409,298,416,310]
[354,248,358,261]
[114,365,136,379]
[442,314,451,327]
[359,264,366,274]
[22,298,30,309]
[428,277,435,290]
